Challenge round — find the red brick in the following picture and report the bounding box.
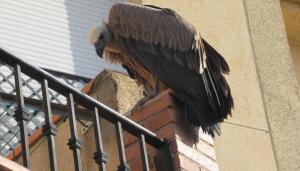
[126,141,158,163]
[155,123,176,140]
[125,104,179,145]
[128,157,157,171]
[127,149,158,171]
[128,158,143,171]
[129,92,174,122]
[124,131,138,146]
[126,142,141,162]
[143,108,176,132]
[155,123,194,145]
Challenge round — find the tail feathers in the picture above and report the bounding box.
[176,87,226,137]
[175,73,232,137]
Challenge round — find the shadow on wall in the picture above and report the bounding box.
[64,0,124,78]
[280,0,300,90]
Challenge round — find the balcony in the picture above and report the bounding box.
[0,48,173,171]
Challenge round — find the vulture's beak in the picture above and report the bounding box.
[95,41,105,58]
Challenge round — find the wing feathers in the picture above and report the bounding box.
[108,3,199,52]
[117,36,233,136]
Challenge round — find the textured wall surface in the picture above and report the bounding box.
[244,0,300,170]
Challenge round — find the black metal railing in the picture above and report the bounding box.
[0,48,171,171]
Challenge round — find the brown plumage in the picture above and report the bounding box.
[89,2,233,137]
[107,3,199,52]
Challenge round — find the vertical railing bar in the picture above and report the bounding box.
[14,64,30,168]
[139,134,150,171]
[67,93,83,171]
[115,121,130,171]
[92,107,108,171]
[41,79,58,171]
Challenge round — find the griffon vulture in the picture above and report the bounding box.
[89,3,233,136]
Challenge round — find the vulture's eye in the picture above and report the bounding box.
[99,35,104,39]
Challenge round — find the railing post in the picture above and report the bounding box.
[14,64,30,168]
[67,93,83,171]
[154,139,173,171]
[41,79,58,171]
[92,107,108,171]
[139,134,150,171]
[115,121,130,171]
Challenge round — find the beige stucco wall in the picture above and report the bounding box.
[244,0,300,170]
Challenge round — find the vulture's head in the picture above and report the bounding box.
[89,22,112,58]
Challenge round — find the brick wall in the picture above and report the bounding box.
[124,89,219,171]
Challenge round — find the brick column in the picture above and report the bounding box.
[124,89,219,171]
